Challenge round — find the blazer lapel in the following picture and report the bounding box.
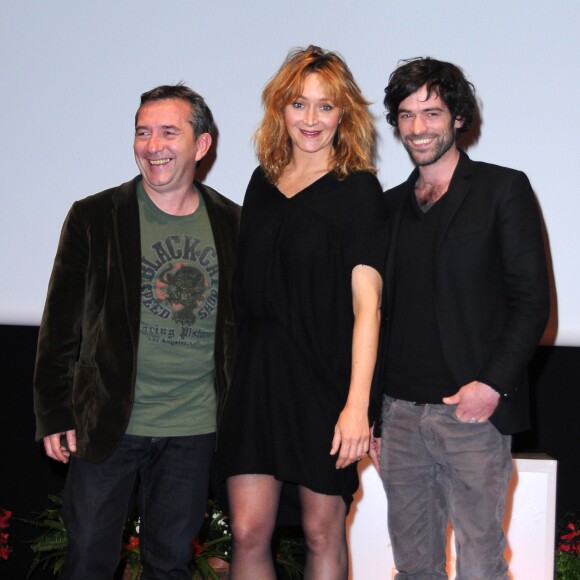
[434,151,474,255]
[112,177,142,345]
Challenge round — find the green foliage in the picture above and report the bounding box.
[191,506,231,579]
[16,493,68,578]
[17,492,305,578]
[556,511,580,580]
[556,551,580,579]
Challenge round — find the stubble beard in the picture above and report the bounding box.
[403,127,456,167]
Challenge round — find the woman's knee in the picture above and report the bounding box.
[300,489,346,552]
[302,515,346,554]
[230,513,274,553]
[227,474,281,552]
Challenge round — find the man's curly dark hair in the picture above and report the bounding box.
[384,57,476,133]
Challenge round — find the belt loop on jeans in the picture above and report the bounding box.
[412,402,427,406]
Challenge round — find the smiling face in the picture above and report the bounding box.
[283,73,342,162]
[134,98,210,196]
[397,85,463,167]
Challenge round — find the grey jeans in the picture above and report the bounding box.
[379,396,512,580]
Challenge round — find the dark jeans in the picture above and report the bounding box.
[379,396,512,580]
[61,432,216,580]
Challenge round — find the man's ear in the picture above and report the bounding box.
[454,116,464,130]
[194,132,212,162]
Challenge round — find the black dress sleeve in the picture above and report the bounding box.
[339,171,389,276]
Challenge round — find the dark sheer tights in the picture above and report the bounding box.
[227,474,348,580]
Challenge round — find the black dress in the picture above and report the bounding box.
[217,167,387,507]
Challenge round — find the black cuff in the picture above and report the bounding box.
[477,377,512,400]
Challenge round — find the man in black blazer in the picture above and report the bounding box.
[34,84,240,579]
[369,59,549,578]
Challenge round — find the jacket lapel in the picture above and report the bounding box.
[197,181,225,272]
[111,177,142,345]
[434,151,474,255]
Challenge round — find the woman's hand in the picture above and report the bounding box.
[331,404,370,468]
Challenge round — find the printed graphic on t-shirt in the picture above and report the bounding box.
[140,235,218,346]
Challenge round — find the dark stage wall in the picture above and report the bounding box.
[2,324,579,577]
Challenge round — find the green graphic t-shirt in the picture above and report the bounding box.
[126,183,218,436]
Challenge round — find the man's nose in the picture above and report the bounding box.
[411,115,426,134]
[146,134,163,152]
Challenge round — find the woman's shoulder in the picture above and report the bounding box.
[246,165,270,191]
[337,170,382,195]
[242,166,277,206]
[332,171,384,211]
[345,169,381,185]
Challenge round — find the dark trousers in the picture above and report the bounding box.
[62,432,215,580]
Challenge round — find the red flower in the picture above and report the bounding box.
[0,545,13,560]
[191,536,204,557]
[559,544,571,553]
[125,536,140,550]
[0,509,12,530]
[0,533,10,545]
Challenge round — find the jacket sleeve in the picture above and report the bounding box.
[33,201,88,440]
[476,171,550,395]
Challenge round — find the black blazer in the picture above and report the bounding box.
[378,151,550,434]
[34,176,240,461]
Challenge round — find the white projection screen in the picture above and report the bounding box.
[1,0,577,345]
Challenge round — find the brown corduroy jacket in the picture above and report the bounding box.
[33,176,240,462]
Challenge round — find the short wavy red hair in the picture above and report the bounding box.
[255,45,376,183]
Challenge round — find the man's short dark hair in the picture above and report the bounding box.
[384,58,476,133]
[135,83,214,136]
